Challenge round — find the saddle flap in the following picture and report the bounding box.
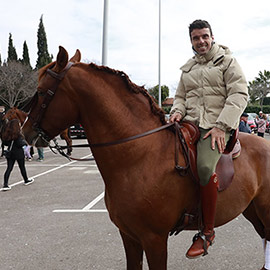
[216,139,241,191]
[175,121,200,182]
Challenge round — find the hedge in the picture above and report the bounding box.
[245,105,270,114]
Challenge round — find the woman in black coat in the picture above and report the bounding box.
[1,119,34,191]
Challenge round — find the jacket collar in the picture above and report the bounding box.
[194,42,219,64]
[180,43,230,72]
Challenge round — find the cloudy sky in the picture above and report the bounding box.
[1,0,270,96]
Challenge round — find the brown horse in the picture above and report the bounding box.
[4,107,73,156]
[22,46,270,270]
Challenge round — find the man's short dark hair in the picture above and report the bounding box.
[189,20,213,38]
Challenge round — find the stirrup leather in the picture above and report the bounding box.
[192,231,215,256]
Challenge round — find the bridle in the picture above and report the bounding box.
[25,62,189,176]
[27,62,74,145]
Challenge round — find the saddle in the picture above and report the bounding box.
[174,121,240,192]
[170,122,240,236]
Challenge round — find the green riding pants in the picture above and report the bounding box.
[197,128,230,186]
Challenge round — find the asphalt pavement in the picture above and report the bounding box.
[0,135,268,270]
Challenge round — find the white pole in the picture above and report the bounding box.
[102,0,108,66]
[158,0,161,107]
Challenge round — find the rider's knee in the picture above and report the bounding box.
[198,165,214,186]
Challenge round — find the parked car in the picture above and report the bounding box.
[69,123,86,138]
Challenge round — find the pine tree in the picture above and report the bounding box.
[21,41,32,68]
[0,53,2,66]
[7,33,18,62]
[36,15,52,69]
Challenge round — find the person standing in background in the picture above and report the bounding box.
[1,119,34,191]
[239,112,251,133]
[37,147,44,161]
[256,113,267,137]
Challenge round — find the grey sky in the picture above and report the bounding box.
[1,0,269,96]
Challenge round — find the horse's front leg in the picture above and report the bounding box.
[1,142,4,157]
[120,230,143,270]
[143,234,168,270]
[66,139,72,156]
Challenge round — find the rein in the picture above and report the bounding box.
[50,122,174,161]
[51,121,190,177]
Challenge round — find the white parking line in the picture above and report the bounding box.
[1,152,106,213]
[4,154,93,188]
[53,192,107,213]
[82,192,104,210]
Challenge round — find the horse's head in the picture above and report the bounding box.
[23,46,81,147]
[3,107,17,121]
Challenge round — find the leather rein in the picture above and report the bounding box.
[27,62,190,175]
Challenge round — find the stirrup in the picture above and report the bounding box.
[192,231,215,256]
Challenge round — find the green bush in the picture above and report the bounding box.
[245,105,270,114]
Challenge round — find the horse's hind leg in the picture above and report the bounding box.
[244,197,270,269]
[120,230,143,270]
[243,202,265,238]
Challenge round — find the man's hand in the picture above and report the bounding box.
[169,112,183,123]
[203,127,226,153]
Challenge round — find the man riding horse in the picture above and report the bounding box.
[170,19,248,258]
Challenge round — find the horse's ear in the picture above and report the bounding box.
[69,49,81,63]
[53,46,69,72]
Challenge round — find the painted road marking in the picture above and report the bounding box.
[53,192,107,213]
[0,154,93,188]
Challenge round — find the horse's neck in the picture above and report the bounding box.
[77,71,164,143]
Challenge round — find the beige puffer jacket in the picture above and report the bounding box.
[170,43,248,131]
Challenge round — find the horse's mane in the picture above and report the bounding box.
[87,63,167,125]
[39,61,167,125]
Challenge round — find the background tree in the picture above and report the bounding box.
[148,85,169,104]
[248,70,270,109]
[20,41,32,68]
[0,61,37,108]
[7,33,18,62]
[36,15,52,69]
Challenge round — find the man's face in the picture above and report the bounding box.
[241,116,248,123]
[190,28,214,55]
